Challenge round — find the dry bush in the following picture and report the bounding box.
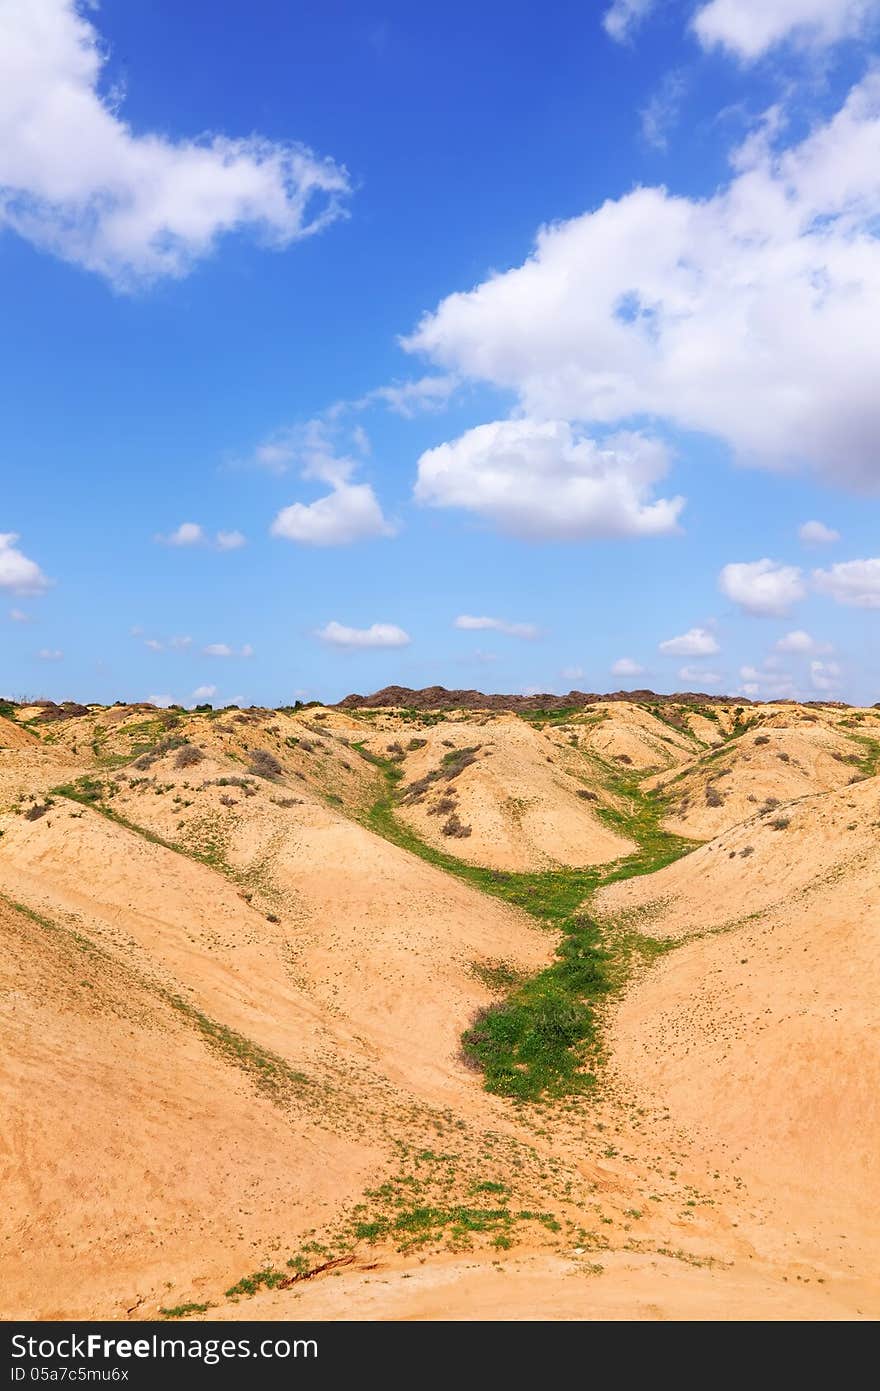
[576,789,598,801]
[174,743,204,769]
[441,811,472,838]
[705,784,724,807]
[248,748,283,778]
[754,735,770,745]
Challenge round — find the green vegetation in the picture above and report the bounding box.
[159,1303,211,1319]
[354,745,698,1101]
[0,699,16,722]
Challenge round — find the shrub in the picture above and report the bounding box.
[174,743,204,769]
[406,738,427,751]
[441,812,472,838]
[740,845,755,857]
[219,795,238,807]
[770,815,791,830]
[754,735,770,745]
[428,795,457,817]
[705,784,724,807]
[576,789,598,801]
[248,748,283,779]
[24,800,53,821]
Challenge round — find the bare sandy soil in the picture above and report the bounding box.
[1,698,877,1321]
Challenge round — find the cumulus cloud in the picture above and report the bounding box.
[692,0,880,60]
[316,621,411,649]
[611,656,645,676]
[0,0,350,287]
[215,530,246,551]
[603,0,658,43]
[202,642,253,658]
[157,523,247,550]
[192,684,217,700]
[37,647,62,661]
[658,627,720,656]
[799,519,840,544]
[813,557,880,607]
[272,484,395,546]
[810,658,843,692]
[678,666,723,686]
[454,614,539,639]
[414,420,683,540]
[405,76,880,489]
[719,559,806,616]
[361,375,458,418]
[266,418,395,547]
[0,533,50,594]
[776,628,830,653]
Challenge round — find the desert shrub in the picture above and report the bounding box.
[740,845,755,857]
[762,796,780,810]
[428,795,457,817]
[441,812,472,838]
[133,735,187,770]
[219,795,238,807]
[386,741,405,761]
[776,751,791,763]
[406,738,427,751]
[248,748,283,779]
[272,797,304,808]
[174,743,204,769]
[754,735,770,745]
[705,784,724,807]
[24,800,53,821]
[576,789,598,801]
[614,753,633,765]
[770,815,791,830]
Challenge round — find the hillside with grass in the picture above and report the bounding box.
[0,694,877,1321]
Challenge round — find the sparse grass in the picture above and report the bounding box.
[159,1302,211,1319]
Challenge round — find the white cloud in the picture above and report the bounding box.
[0,0,350,287]
[37,647,62,661]
[362,375,458,418]
[0,533,50,594]
[611,656,645,676]
[641,70,687,153]
[741,682,761,697]
[719,559,806,616]
[215,530,246,551]
[192,684,217,700]
[692,0,880,61]
[454,614,539,639]
[810,658,843,692]
[203,643,233,658]
[317,621,411,649]
[405,75,880,489]
[658,627,720,656]
[603,0,658,43]
[678,666,723,686]
[813,557,880,607]
[144,638,164,652]
[8,607,29,622]
[415,420,683,540]
[271,483,395,546]
[157,523,246,550]
[799,519,840,544]
[740,664,762,680]
[160,522,204,547]
[148,693,175,709]
[265,417,395,546]
[169,634,192,650]
[775,628,831,653]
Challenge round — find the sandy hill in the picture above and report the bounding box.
[0,694,877,1321]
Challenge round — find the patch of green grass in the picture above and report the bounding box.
[225,1268,286,1299]
[355,749,697,1100]
[159,1302,211,1319]
[161,989,310,1106]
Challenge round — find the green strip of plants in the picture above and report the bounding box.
[353,744,698,1101]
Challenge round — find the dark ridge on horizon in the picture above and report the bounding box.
[334,684,857,712]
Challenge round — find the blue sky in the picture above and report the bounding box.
[2,0,879,706]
